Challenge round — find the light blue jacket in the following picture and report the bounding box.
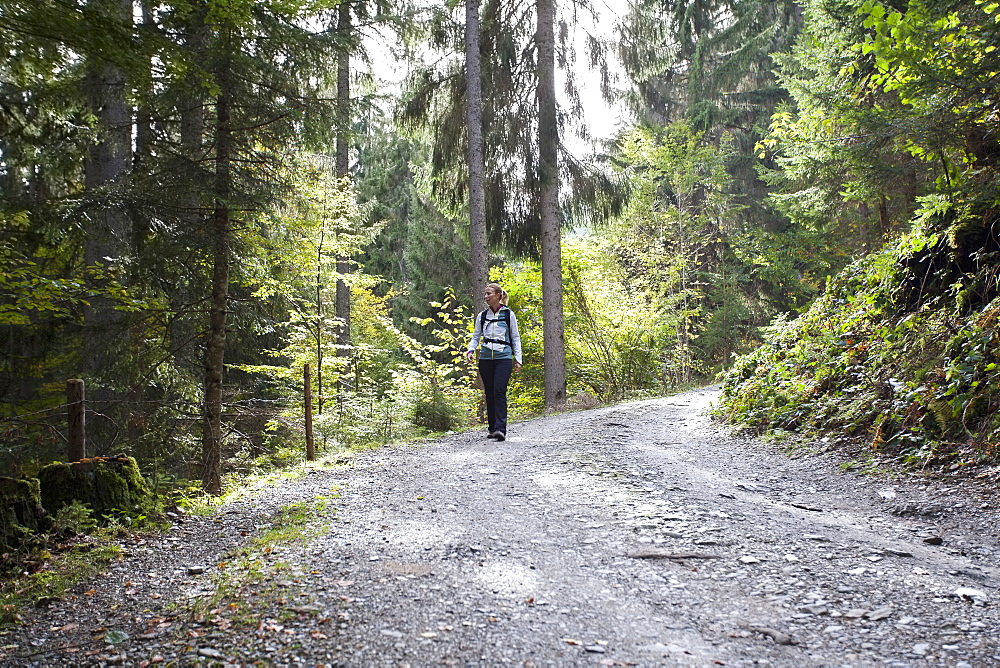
[468,306,523,364]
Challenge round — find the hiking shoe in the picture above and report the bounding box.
[487,431,498,439]
[494,431,505,442]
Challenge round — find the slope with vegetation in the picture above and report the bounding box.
[720,0,1000,468]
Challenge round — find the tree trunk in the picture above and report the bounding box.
[466,0,489,306]
[879,194,890,239]
[134,0,154,171]
[536,0,566,409]
[82,0,132,440]
[335,2,352,401]
[201,41,233,496]
[316,228,325,414]
[171,9,208,372]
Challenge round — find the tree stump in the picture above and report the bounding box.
[37,456,156,523]
[0,477,52,550]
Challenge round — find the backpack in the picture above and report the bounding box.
[479,307,513,350]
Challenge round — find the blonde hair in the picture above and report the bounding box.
[486,283,509,306]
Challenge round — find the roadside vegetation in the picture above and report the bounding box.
[719,0,1000,471]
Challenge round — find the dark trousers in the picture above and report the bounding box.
[478,358,513,434]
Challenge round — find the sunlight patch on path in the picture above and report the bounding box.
[473,562,543,599]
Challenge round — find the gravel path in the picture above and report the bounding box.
[3,386,999,666]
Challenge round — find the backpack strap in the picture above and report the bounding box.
[480,308,513,350]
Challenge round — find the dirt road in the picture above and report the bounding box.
[5,387,999,666]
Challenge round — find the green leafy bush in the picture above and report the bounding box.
[720,214,1000,465]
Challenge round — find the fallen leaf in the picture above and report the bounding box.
[105,629,130,645]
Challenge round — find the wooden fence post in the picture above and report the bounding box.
[67,379,86,462]
[304,364,315,461]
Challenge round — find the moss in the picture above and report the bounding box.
[37,457,158,523]
[1,542,122,623]
[0,477,52,550]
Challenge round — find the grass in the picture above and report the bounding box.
[175,449,354,515]
[0,540,123,626]
[179,493,338,625]
[1,456,344,629]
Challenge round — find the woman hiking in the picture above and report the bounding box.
[466,283,522,441]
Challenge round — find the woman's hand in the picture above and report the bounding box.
[466,350,475,363]
[514,361,522,373]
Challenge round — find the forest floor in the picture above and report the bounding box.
[3,386,1000,667]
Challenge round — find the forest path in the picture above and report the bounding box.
[6,386,1000,666]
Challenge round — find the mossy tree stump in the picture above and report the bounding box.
[37,457,157,523]
[0,477,53,550]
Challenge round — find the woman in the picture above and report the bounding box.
[466,283,522,441]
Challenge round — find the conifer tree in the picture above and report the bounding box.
[335,0,353,393]
[466,0,489,306]
[400,0,625,409]
[617,0,802,231]
[536,0,566,408]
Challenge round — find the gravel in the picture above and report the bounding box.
[3,386,999,666]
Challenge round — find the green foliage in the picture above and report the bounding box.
[723,0,1000,466]
[398,0,628,259]
[407,287,483,429]
[618,0,802,232]
[604,121,804,382]
[51,500,98,535]
[412,380,465,433]
[562,241,668,399]
[355,124,473,341]
[721,214,1000,464]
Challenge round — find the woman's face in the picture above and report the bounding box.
[484,287,501,307]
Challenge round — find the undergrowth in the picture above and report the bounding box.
[0,537,122,626]
[720,208,1000,470]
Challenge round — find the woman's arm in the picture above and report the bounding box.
[508,310,523,368]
